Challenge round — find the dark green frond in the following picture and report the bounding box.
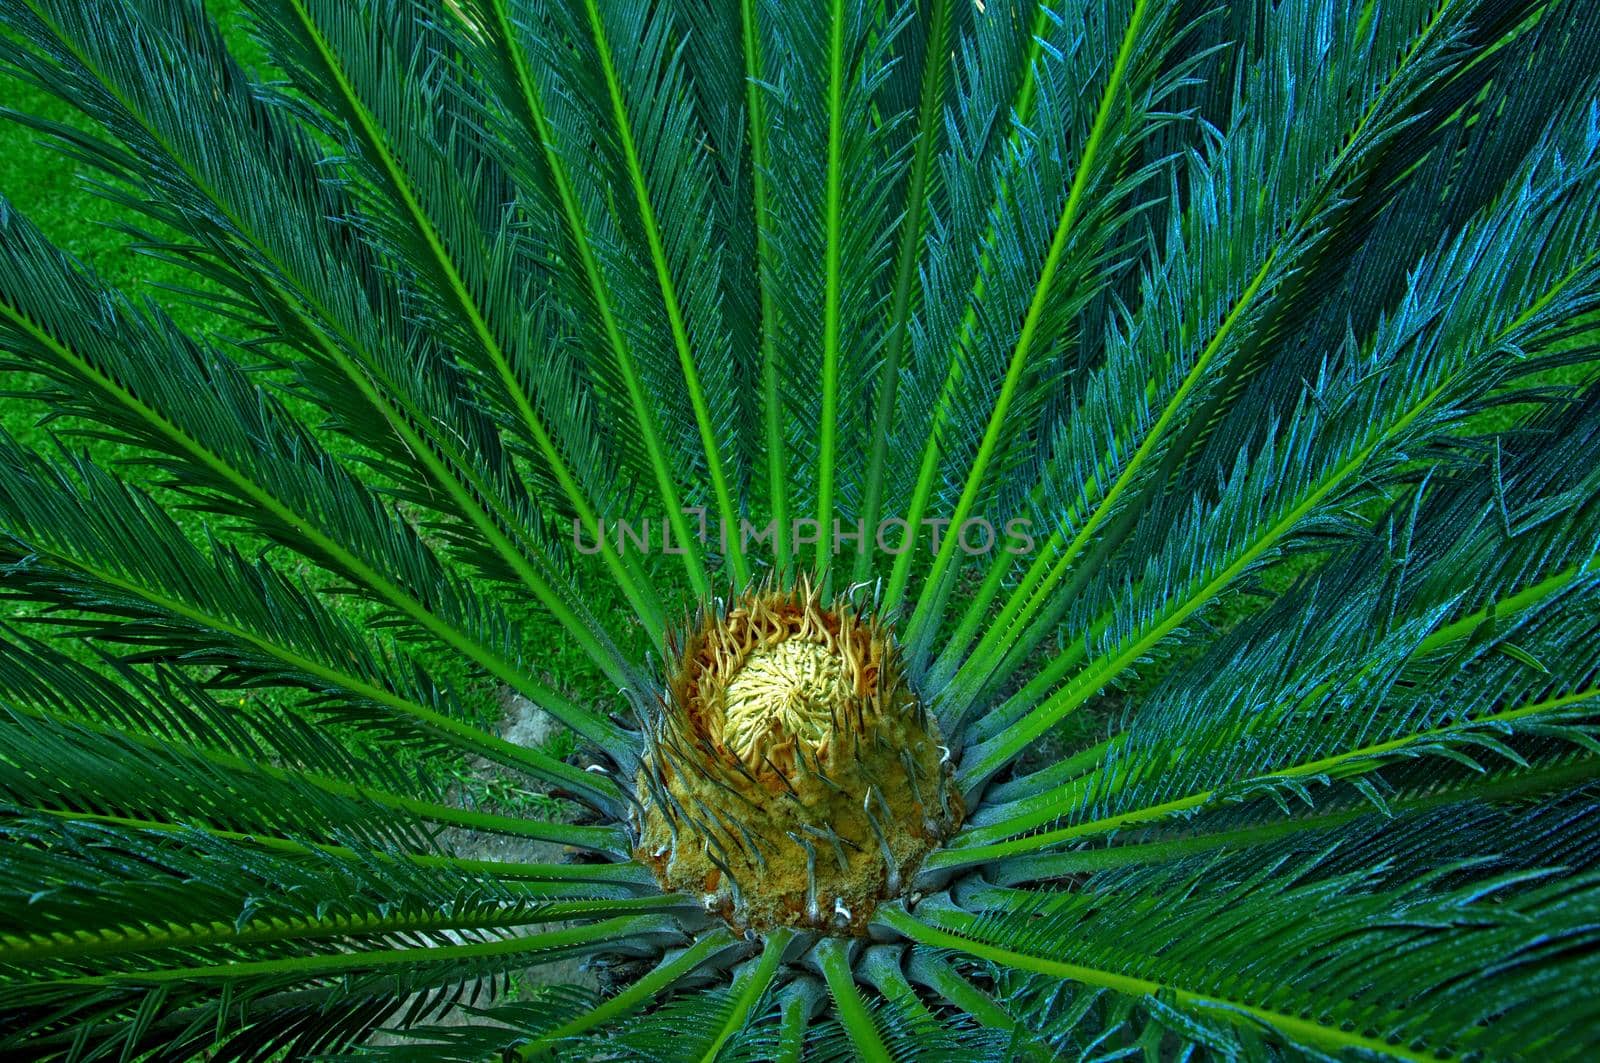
[3,0,1599,1058]
[889,792,1600,1059]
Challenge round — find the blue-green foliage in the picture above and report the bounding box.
[2,0,1600,1059]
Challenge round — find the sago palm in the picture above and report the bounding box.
[3,0,1600,1058]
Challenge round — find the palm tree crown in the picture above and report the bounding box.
[3,0,1600,1058]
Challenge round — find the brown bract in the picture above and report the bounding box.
[634,581,962,935]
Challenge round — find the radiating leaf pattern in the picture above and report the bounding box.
[2,0,1599,1058]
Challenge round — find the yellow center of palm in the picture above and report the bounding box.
[721,639,849,766]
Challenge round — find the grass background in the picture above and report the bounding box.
[1,1,257,462]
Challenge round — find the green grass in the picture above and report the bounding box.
[0,1,250,430]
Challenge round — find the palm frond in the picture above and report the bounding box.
[890,791,1600,1058]
[962,95,1600,786]
[3,0,1600,1057]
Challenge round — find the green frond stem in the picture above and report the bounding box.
[698,927,793,1063]
[272,0,676,625]
[926,540,1015,700]
[859,946,939,1021]
[775,979,824,1063]
[4,702,626,853]
[933,684,1600,871]
[320,348,644,685]
[815,937,891,1063]
[962,250,1600,791]
[858,947,939,1029]
[479,0,710,601]
[877,905,1440,1062]
[977,552,1600,791]
[815,0,849,584]
[979,579,1526,816]
[0,528,614,806]
[1100,0,1504,573]
[941,250,1278,706]
[1006,3,1056,130]
[902,0,1154,652]
[277,8,655,646]
[988,753,1600,886]
[741,0,791,578]
[940,0,1464,703]
[1415,556,1600,657]
[579,0,749,589]
[881,1,1056,611]
[0,290,630,760]
[967,738,1111,823]
[27,915,677,990]
[0,896,684,967]
[853,0,956,585]
[955,600,1112,743]
[1045,553,1600,796]
[24,807,657,889]
[276,300,643,688]
[11,0,652,681]
[511,928,737,1060]
[903,950,1014,1032]
[286,300,643,687]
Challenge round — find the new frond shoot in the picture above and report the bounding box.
[638,582,961,935]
